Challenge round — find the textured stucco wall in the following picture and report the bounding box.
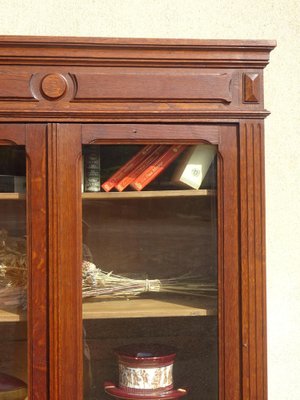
[0,1,299,398]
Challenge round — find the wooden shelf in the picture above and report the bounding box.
[0,190,214,201]
[0,307,26,322]
[0,296,217,323]
[82,189,215,200]
[0,193,25,200]
[82,295,217,319]
[0,296,216,322]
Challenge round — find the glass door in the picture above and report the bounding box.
[0,144,27,399]
[53,123,240,400]
[0,124,48,400]
[81,143,218,400]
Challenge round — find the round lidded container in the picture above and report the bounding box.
[114,344,176,395]
[0,372,27,400]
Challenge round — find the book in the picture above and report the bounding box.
[172,145,216,189]
[101,145,157,192]
[116,145,168,192]
[81,155,84,193]
[0,175,26,193]
[131,145,187,191]
[84,147,101,192]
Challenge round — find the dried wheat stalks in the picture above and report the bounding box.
[0,229,217,308]
[82,261,217,299]
[0,229,27,308]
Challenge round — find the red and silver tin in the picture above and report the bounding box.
[114,344,176,395]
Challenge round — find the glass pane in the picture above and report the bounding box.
[0,146,27,398]
[82,144,218,400]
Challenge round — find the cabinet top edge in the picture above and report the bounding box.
[0,35,277,50]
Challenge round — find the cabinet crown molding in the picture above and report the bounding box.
[0,36,276,121]
[0,36,276,67]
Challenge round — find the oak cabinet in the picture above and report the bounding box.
[0,37,275,400]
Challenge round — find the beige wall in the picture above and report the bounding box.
[0,0,299,398]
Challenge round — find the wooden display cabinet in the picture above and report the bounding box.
[0,37,275,400]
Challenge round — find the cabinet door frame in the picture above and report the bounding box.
[0,123,48,400]
[50,122,241,400]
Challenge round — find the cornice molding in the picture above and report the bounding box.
[0,35,277,48]
[0,36,276,68]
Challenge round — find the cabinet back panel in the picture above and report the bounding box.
[83,196,217,279]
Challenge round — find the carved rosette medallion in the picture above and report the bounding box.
[40,74,67,100]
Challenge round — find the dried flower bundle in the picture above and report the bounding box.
[0,229,27,286]
[0,229,217,308]
[0,229,27,308]
[82,261,217,299]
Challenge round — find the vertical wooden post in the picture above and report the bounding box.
[218,125,241,400]
[26,124,48,399]
[239,120,267,400]
[48,123,83,400]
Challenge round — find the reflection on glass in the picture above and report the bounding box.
[82,144,218,400]
[0,146,27,398]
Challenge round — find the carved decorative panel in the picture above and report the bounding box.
[73,71,233,103]
[0,72,36,101]
[243,73,260,103]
